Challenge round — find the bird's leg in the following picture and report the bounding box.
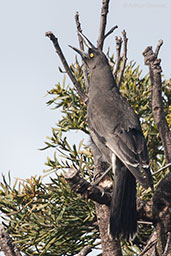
[92,165,112,186]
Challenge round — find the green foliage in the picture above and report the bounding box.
[0,174,97,255]
[46,73,88,135]
[0,58,170,255]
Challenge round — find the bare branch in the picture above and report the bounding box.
[138,221,153,225]
[77,245,92,256]
[113,36,123,78]
[104,25,118,40]
[139,231,157,256]
[163,232,171,256]
[153,173,171,255]
[117,30,128,88]
[95,203,122,256]
[89,140,122,255]
[45,31,87,102]
[0,225,22,256]
[75,12,84,51]
[75,12,89,91]
[97,0,110,50]
[92,166,112,186]
[155,39,163,57]
[64,168,111,206]
[64,168,154,224]
[143,42,171,166]
[153,163,171,175]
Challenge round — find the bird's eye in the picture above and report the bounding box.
[90,53,94,58]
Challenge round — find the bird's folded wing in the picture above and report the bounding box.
[104,129,151,188]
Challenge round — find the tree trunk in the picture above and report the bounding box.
[95,203,122,256]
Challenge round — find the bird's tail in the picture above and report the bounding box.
[109,162,137,240]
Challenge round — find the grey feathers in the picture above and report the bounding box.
[70,32,153,239]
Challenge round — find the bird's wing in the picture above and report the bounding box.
[89,110,152,188]
[88,89,141,134]
[104,128,152,188]
[88,91,153,188]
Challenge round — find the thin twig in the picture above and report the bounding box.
[162,232,171,256]
[45,31,87,102]
[113,36,122,78]
[139,231,157,256]
[155,39,163,57]
[92,166,112,186]
[75,12,89,91]
[139,240,157,256]
[97,0,110,50]
[138,220,153,225]
[75,12,84,51]
[117,30,128,88]
[153,163,171,175]
[103,25,118,40]
[77,245,92,256]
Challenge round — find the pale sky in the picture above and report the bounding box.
[0,0,170,255]
[0,0,170,181]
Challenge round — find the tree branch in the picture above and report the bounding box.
[155,39,163,57]
[77,245,92,256]
[117,30,128,88]
[64,168,154,224]
[64,168,111,206]
[139,231,157,256]
[45,31,87,102]
[143,42,171,166]
[97,0,110,50]
[0,225,22,256]
[75,12,84,51]
[64,167,123,255]
[163,232,171,256]
[95,203,122,256]
[152,173,171,255]
[153,163,171,175]
[91,146,122,256]
[113,36,122,78]
[140,174,171,255]
[75,12,89,92]
[103,25,118,41]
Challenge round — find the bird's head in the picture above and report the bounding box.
[69,32,108,71]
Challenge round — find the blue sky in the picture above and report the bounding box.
[0,0,170,182]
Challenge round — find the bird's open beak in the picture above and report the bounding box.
[78,32,95,49]
[69,32,96,60]
[68,45,88,59]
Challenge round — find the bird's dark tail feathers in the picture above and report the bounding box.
[110,163,137,240]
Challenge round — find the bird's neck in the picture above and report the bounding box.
[89,64,117,93]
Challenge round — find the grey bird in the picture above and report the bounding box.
[69,32,153,240]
